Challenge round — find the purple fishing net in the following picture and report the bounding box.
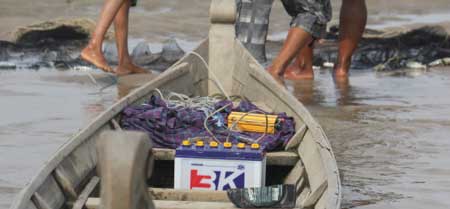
[120,95,295,151]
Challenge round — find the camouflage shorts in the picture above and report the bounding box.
[281,0,332,38]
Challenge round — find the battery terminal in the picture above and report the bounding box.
[195,140,205,147]
[237,143,246,149]
[182,140,191,147]
[209,141,219,148]
[251,143,260,150]
[224,142,232,148]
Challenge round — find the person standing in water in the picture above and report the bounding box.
[283,0,367,79]
[266,0,332,82]
[236,0,367,80]
[81,0,148,76]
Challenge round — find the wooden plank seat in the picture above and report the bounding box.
[86,198,232,209]
[149,188,228,202]
[86,198,301,209]
[152,148,299,166]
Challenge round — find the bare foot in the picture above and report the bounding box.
[267,66,286,86]
[81,45,113,73]
[334,62,350,77]
[115,62,150,76]
[284,64,314,80]
[129,63,150,74]
[333,74,349,89]
[334,67,349,77]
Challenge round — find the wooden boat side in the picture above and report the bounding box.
[230,40,341,208]
[10,41,210,209]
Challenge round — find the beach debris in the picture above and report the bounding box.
[0,61,17,70]
[131,42,159,66]
[27,61,53,70]
[0,41,22,61]
[406,61,427,69]
[444,58,450,65]
[103,42,119,64]
[323,62,334,68]
[0,45,8,61]
[0,50,6,61]
[309,26,450,71]
[376,69,425,77]
[42,50,58,62]
[428,57,450,67]
[373,63,387,72]
[40,61,53,68]
[428,59,444,67]
[13,18,109,48]
[161,38,185,63]
[3,18,450,73]
[132,42,152,59]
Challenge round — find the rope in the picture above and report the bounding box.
[186,51,231,100]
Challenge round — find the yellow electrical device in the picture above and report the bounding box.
[227,112,278,134]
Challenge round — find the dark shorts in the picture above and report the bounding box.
[280,0,332,38]
[131,0,137,7]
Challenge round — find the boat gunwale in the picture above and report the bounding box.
[234,41,341,208]
[9,56,193,209]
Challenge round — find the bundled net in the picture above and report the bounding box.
[120,90,295,151]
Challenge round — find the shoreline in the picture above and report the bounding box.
[2,0,450,42]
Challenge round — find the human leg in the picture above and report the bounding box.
[334,0,367,77]
[81,0,127,72]
[268,0,331,82]
[267,27,313,80]
[284,45,314,80]
[113,0,148,76]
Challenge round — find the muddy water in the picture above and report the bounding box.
[2,0,450,209]
[291,69,450,208]
[0,69,116,208]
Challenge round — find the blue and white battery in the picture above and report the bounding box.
[174,140,266,191]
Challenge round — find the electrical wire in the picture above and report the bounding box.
[186,51,231,100]
[226,110,269,143]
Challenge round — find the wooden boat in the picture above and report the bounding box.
[10,1,341,209]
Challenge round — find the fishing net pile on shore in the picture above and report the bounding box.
[120,91,295,151]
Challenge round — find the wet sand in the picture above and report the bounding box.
[1,1,450,209]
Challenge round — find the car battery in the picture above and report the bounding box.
[174,140,266,191]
